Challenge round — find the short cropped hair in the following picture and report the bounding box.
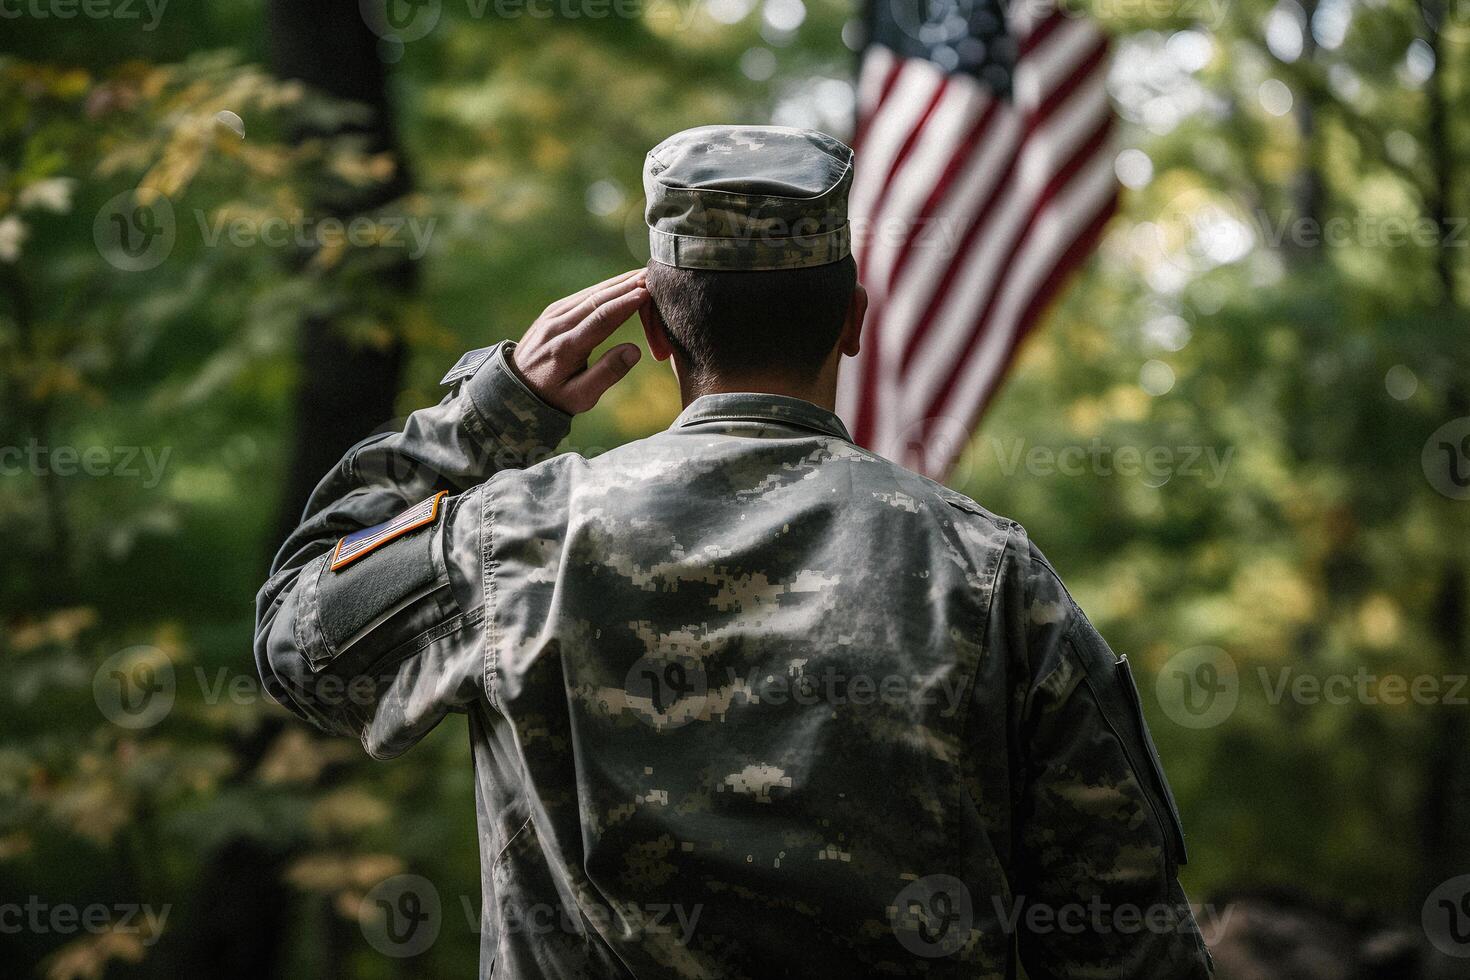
[645,255,857,389]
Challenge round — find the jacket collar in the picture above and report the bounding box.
[672,392,853,442]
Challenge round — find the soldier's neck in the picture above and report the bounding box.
[679,373,838,412]
[672,352,842,410]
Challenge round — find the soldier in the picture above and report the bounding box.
[255,125,1213,978]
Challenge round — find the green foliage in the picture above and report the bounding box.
[965,0,1470,915]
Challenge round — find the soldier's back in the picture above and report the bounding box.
[474,393,1022,978]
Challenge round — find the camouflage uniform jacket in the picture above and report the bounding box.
[255,341,1214,979]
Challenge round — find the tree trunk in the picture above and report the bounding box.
[1416,0,1470,904]
[173,3,419,976]
[1286,0,1323,269]
[266,0,417,547]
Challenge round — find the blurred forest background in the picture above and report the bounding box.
[2,0,1469,975]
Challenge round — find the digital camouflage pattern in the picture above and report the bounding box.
[644,126,853,272]
[255,341,1214,978]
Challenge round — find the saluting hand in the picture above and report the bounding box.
[511,268,647,415]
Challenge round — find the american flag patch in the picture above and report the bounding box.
[330,491,448,572]
[440,346,497,387]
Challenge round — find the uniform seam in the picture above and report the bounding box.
[298,555,329,666]
[646,136,853,202]
[489,812,536,973]
[935,488,1013,537]
[1018,549,1086,707]
[676,414,851,442]
[482,475,502,713]
[955,523,1015,817]
[492,812,534,868]
[462,344,572,462]
[461,388,496,448]
[649,224,849,245]
[354,607,486,760]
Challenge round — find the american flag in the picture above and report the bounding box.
[837,0,1118,480]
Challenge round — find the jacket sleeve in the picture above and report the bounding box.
[1007,539,1213,978]
[252,341,571,758]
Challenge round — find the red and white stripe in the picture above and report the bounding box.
[839,3,1118,480]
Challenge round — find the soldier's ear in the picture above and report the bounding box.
[839,282,867,358]
[640,294,674,362]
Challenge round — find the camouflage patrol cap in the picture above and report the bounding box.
[643,125,854,272]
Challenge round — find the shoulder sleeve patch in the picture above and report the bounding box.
[331,491,448,571]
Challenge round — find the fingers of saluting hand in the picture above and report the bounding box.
[544,268,644,320]
[552,270,647,346]
[555,277,649,361]
[560,342,643,413]
[512,269,650,416]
